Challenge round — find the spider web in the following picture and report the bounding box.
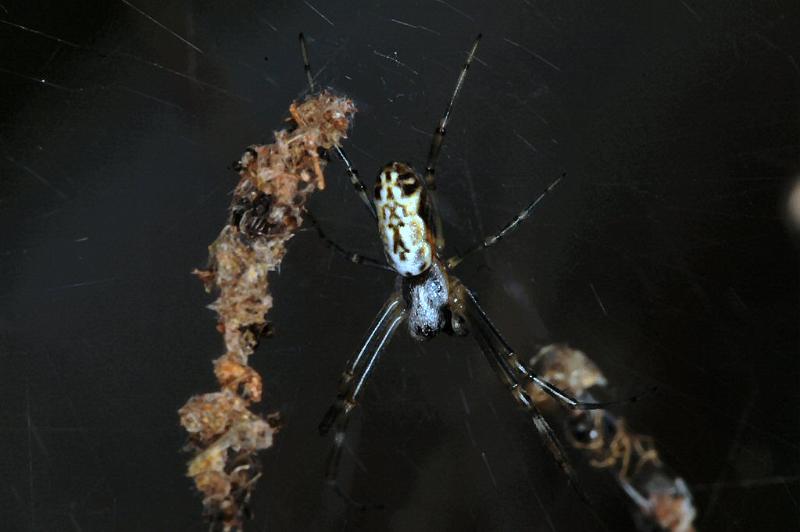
[1,1,798,530]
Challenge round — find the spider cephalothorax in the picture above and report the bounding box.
[401,258,450,340]
[374,162,433,277]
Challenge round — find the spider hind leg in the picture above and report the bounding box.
[456,282,596,506]
[319,292,406,506]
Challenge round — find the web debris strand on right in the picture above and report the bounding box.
[527,344,697,532]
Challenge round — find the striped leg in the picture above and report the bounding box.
[447,174,564,269]
[423,34,482,252]
[304,209,391,271]
[423,34,482,191]
[457,285,592,504]
[462,286,630,411]
[298,33,376,219]
[319,292,407,505]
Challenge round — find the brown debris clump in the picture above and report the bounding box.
[179,91,356,531]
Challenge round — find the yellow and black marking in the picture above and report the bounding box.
[374,162,434,277]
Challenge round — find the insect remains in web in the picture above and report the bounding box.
[298,33,648,512]
[528,345,695,531]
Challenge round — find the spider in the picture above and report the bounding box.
[296,33,630,507]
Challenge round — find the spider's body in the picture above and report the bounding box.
[298,33,617,509]
[374,162,462,340]
[374,162,433,277]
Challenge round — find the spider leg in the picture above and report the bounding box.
[423,34,482,191]
[462,287,636,410]
[298,33,377,219]
[447,174,564,269]
[304,209,392,271]
[457,285,594,505]
[298,31,316,93]
[332,144,377,220]
[319,292,406,505]
[324,414,372,509]
[423,33,482,253]
[319,291,406,435]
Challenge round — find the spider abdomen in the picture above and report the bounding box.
[374,162,433,277]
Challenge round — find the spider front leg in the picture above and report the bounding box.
[298,33,376,219]
[319,291,407,504]
[423,33,482,253]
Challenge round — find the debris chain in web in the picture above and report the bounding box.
[178,91,356,531]
[528,345,697,532]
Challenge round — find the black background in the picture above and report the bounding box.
[1,1,799,530]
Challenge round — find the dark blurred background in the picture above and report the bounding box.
[1,1,798,530]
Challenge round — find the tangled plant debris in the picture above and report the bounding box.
[528,345,697,532]
[179,91,356,530]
